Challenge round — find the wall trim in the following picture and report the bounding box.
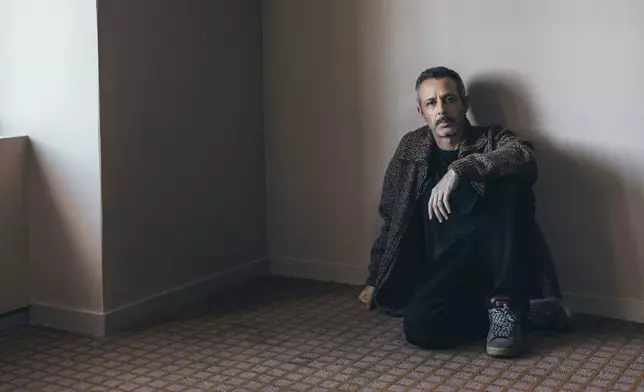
[30,303,105,336]
[30,258,270,337]
[30,259,644,335]
[269,258,644,323]
[270,257,367,285]
[0,307,30,331]
[104,257,270,335]
[562,291,644,324]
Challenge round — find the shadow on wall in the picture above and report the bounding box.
[27,143,99,309]
[466,72,644,306]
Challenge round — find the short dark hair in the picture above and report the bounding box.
[415,66,467,103]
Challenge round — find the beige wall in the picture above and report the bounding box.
[264,0,644,319]
[0,137,29,314]
[264,1,371,283]
[2,0,641,329]
[0,1,103,316]
[0,0,265,333]
[98,0,266,312]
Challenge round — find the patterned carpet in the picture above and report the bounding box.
[1,277,644,392]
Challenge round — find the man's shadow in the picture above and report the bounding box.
[466,72,644,325]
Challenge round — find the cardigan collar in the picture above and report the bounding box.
[403,119,485,163]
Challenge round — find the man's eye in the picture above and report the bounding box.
[426,101,435,107]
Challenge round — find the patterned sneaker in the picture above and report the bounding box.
[528,297,573,332]
[486,297,523,358]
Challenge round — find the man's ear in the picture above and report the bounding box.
[462,95,470,113]
[416,105,428,125]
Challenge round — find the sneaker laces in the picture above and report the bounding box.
[489,304,517,338]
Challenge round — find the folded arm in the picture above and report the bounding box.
[449,128,537,183]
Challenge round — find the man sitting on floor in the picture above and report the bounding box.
[358,66,570,357]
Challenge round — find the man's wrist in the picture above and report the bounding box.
[448,168,460,181]
[448,158,472,181]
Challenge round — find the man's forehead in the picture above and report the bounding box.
[419,78,459,98]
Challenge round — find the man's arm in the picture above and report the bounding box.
[366,136,408,286]
[449,127,537,183]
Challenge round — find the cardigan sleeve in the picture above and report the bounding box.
[449,128,537,183]
[366,135,409,286]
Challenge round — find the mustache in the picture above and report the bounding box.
[436,115,455,125]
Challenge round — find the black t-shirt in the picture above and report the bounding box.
[438,149,459,167]
[421,148,480,266]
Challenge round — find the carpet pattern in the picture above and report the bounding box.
[1,277,644,392]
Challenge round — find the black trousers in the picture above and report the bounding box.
[403,179,536,349]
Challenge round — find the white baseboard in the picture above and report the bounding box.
[563,291,644,324]
[28,258,644,336]
[30,258,270,337]
[0,308,30,331]
[269,258,644,323]
[30,303,105,336]
[104,257,270,335]
[270,257,367,285]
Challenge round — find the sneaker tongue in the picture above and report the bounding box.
[490,297,512,308]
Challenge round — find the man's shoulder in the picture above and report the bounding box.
[392,123,523,160]
[470,123,506,138]
[399,126,428,143]
[388,126,431,161]
[467,123,525,145]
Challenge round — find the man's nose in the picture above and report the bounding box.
[436,100,446,114]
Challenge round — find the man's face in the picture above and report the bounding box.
[416,77,469,139]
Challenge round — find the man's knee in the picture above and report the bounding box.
[484,178,535,214]
[403,305,488,349]
[403,313,457,349]
[488,177,533,197]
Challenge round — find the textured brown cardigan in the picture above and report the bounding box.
[367,123,562,310]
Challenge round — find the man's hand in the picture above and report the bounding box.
[358,286,375,309]
[429,168,460,223]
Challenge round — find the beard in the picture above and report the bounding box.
[433,117,460,138]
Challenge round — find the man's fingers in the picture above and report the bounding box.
[437,200,449,221]
[437,193,450,219]
[431,194,442,223]
[442,193,451,214]
[429,188,453,222]
[433,192,447,222]
[359,292,372,309]
[434,200,445,223]
[428,194,434,220]
[437,200,447,222]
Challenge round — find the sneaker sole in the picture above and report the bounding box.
[555,298,574,332]
[562,300,574,328]
[486,345,520,358]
